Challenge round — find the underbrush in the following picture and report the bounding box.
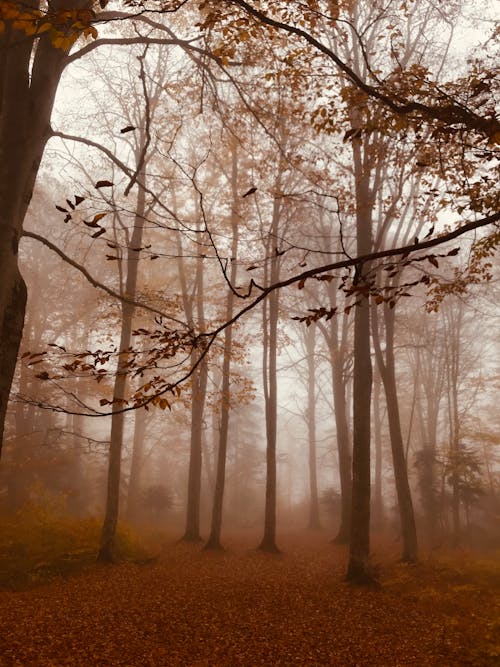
[381,550,500,665]
[0,494,163,590]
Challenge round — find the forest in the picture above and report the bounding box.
[0,0,499,664]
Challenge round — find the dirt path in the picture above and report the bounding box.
[0,535,498,666]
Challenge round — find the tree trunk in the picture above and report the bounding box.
[205,141,240,550]
[202,425,215,495]
[444,303,463,546]
[372,301,418,562]
[259,195,281,553]
[260,287,279,552]
[182,246,208,543]
[182,353,207,542]
[204,327,233,550]
[415,323,444,546]
[0,263,27,451]
[325,285,352,544]
[97,309,132,562]
[330,356,352,543]
[347,294,373,583]
[126,407,147,522]
[346,129,374,585]
[305,325,321,530]
[372,367,384,529]
[68,384,84,515]
[97,161,147,562]
[0,24,69,451]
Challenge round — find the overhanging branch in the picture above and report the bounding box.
[22,230,189,328]
[228,0,500,138]
[29,210,498,418]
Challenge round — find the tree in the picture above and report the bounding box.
[223,1,499,138]
[178,220,209,543]
[259,192,283,553]
[205,138,241,550]
[142,482,173,520]
[404,309,446,546]
[0,0,215,452]
[97,52,154,562]
[303,323,321,530]
[2,0,498,583]
[346,125,374,584]
[212,0,498,582]
[0,0,77,451]
[126,406,147,521]
[315,277,353,544]
[371,298,418,562]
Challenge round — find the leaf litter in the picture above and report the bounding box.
[0,533,498,666]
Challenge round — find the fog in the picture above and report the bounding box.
[1,0,498,593]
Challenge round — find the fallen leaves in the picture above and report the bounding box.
[0,534,498,665]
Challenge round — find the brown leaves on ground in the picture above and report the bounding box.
[0,533,498,666]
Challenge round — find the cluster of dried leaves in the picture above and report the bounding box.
[0,534,498,665]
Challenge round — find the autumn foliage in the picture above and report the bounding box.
[0,1,499,661]
[0,0,98,49]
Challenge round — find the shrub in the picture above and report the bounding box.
[0,487,153,589]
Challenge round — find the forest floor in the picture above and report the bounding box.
[0,531,499,666]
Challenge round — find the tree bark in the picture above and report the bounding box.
[347,295,373,583]
[372,367,384,529]
[68,381,84,515]
[205,141,240,550]
[346,129,374,585]
[305,325,321,530]
[8,351,35,510]
[126,406,147,522]
[372,301,418,562]
[443,302,463,546]
[181,250,208,543]
[259,195,281,553]
[97,159,147,562]
[182,351,208,542]
[413,320,445,546]
[324,285,352,544]
[0,20,70,451]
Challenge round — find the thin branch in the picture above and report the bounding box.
[30,210,499,419]
[64,35,207,68]
[50,129,190,233]
[228,0,500,138]
[124,48,151,197]
[22,230,189,328]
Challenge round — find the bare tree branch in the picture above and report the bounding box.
[65,35,208,68]
[124,47,152,197]
[22,230,189,328]
[28,210,498,419]
[227,0,500,138]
